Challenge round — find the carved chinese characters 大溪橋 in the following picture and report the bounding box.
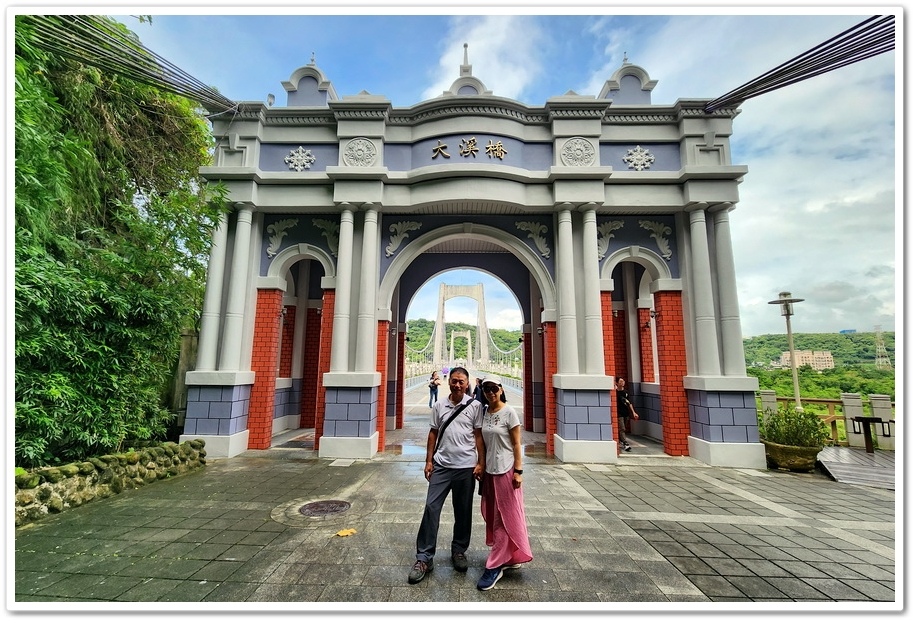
[266,218,299,257]
[343,138,377,167]
[622,145,655,171]
[385,221,422,257]
[312,218,340,257]
[596,220,624,260]
[285,146,317,171]
[459,137,479,158]
[516,221,550,259]
[432,140,450,159]
[485,140,508,160]
[638,220,672,260]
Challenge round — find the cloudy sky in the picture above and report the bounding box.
[95,3,899,337]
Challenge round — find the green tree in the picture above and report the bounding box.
[14,16,228,468]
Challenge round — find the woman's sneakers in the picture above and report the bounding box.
[476,566,503,590]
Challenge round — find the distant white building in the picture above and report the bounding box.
[779,350,835,371]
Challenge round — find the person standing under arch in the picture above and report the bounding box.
[408,367,483,584]
[476,376,533,590]
[428,370,441,408]
[616,376,640,452]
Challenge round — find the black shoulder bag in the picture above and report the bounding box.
[434,399,477,453]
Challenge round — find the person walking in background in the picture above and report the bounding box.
[615,376,639,452]
[475,376,532,591]
[408,366,484,584]
[428,370,441,408]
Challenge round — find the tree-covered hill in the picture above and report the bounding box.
[405,319,522,360]
[744,332,895,368]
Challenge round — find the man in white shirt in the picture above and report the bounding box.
[408,366,484,584]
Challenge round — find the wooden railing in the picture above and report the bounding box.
[759,395,895,447]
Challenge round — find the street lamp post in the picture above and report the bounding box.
[768,291,805,411]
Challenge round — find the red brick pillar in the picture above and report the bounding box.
[655,290,689,456]
[278,305,295,378]
[249,289,283,449]
[299,307,321,428]
[638,308,656,383]
[376,321,389,452]
[313,290,335,451]
[601,292,623,454]
[542,322,557,455]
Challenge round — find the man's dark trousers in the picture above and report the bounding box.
[415,463,476,563]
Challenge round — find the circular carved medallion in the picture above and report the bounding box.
[560,137,596,167]
[343,138,377,167]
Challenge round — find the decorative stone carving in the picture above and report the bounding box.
[516,221,551,259]
[622,145,655,171]
[285,146,317,171]
[312,218,340,257]
[596,220,624,259]
[560,137,596,167]
[385,221,422,257]
[638,219,673,260]
[266,218,298,257]
[342,138,377,167]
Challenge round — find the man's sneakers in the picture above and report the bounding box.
[451,551,468,572]
[407,559,432,584]
[476,566,504,590]
[624,443,632,452]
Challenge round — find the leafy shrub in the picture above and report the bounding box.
[758,405,830,448]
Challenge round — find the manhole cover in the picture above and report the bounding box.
[299,500,351,516]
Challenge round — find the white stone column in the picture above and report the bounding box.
[196,211,228,371]
[330,205,355,373]
[687,205,721,376]
[711,204,746,376]
[580,203,605,375]
[555,205,579,374]
[355,205,379,372]
[218,204,253,372]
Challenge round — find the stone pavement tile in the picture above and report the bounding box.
[38,573,145,600]
[523,549,583,570]
[647,541,692,557]
[113,578,183,601]
[666,556,717,575]
[172,528,224,544]
[840,579,895,601]
[158,579,223,602]
[714,543,760,559]
[779,546,833,563]
[747,545,800,561]
[772,559,831,578]
[204,529,256,545]
[536,535,599,554]
[704,557,757,577]
[154,540,207,559]
[201,580,260,602]
[686,574,745,599]
[841,562,895,581]
[801,577,869,600]
[185,542,234,560]
[48,552,138,576]
[317,585,393,602]
[14,571,71,597]
[684,542,728,558]
[389,586,462,602]
[247,582,325,602]
[765,577,835,600]
[736,558,792,577]
[190,560,247,582]
[120,556,211,580]
[528,590,604,602]
[725,575,789,600]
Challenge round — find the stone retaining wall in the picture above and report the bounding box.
[14,439,206,527]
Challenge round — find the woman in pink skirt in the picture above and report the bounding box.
[475,376,533,591]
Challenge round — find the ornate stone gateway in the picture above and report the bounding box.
[181,46,764,468]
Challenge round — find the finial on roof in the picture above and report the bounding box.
[622,51,629,65]
[459,42,473,77]
[309,52,316,65]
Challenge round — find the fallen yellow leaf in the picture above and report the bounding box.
[335,528,357,537]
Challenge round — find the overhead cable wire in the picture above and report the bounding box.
[704,15,895,113]
[21,14,237,113]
